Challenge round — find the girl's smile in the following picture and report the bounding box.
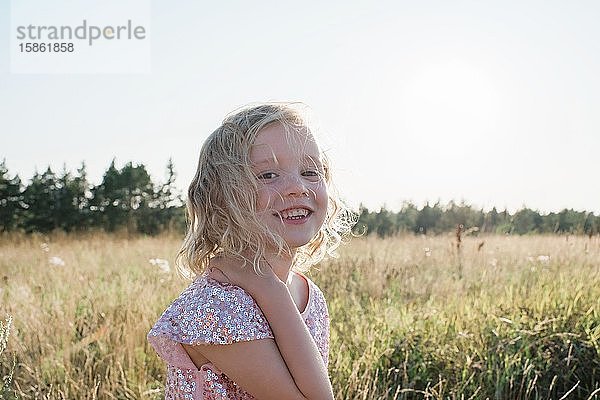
[275,207,313,224]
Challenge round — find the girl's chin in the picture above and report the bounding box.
[263,236,313,252]
[283,234,316,249]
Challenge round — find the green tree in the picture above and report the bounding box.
[583,212,596,236]
[52,163,94,232]
[438,200,482,232]
[482,207,499,233]
[415,202,442,234]
[541,212,559,233]
[396,201,418,233]
[374,206,395,237]
[71,162,94,229]
[511,207,542,234]
[0,160,23,232]
[21,167,61,233]
[556,208,586,233]
[90,159,155,233]
[137,158,185,234]
[354,204,373,235]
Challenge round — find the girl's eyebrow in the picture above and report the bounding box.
[251,153,322,168]
[251,156,278,167]
[301,154,323,165]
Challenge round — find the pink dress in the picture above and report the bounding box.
[147,272,330,399]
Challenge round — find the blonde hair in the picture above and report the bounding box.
[176,102,356,279]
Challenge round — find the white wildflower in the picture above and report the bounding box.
[537,255,550,263]
[424,247,432,257]
[41,243,49,253]
[149,258,170,273]
[49,256,65,266]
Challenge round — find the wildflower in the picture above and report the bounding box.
[149,258,170,273]
[537,255,550,263]
[49,256,65,266]
[41,243,49,253]
[424,247,432,257]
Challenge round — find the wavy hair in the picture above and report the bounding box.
[176,102,356,279]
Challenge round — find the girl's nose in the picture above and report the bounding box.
[283,173,309,197]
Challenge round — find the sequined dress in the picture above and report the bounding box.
[147,272,330,399]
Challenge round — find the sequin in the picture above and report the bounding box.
[148,273,330,399]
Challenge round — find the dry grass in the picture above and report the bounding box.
[1,232,599,399]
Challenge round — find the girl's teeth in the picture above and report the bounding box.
[281,208,309,219]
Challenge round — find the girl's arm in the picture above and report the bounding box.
[250,275,334,399]
[189,269,333,400]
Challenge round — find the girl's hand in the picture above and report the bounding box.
[208,257,284,300]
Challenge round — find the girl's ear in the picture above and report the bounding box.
[322,163,331,182]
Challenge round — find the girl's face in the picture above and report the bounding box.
[250,122,328,250]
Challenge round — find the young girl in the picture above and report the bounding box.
[148,103,354,399]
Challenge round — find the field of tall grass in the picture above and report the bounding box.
[1,232,599,399]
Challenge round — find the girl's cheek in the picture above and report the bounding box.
[312,181,327,197]
[255,188,271,209]
[261,188,280,208]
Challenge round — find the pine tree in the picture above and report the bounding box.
[51,163,93,232]
[21,167,59,232]
[138,158,185,234]
[90,159,155,233]
[0,160,24,232]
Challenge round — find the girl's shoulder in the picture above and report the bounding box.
[151,274,273,344]
[296,272,326,302]
[147,275,274,367]
[294,271,329,322]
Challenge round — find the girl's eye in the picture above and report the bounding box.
[302,170,323,180]
[257,172,278,180]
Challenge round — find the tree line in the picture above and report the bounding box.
[1,159,598,236]
[0,159,185,235]
[355,201,600,237]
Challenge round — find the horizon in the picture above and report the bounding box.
[1,155,597,216]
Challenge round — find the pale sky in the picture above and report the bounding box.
[1,1,599,213]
